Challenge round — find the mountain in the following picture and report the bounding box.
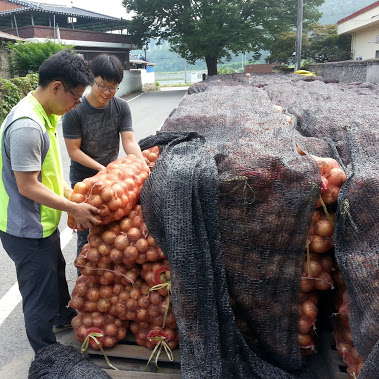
[319,0,374,24]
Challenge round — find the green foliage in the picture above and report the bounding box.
[266,24,351,65]
[305,24,351,62]
[0,74,38,125]
[6,41,73,77]
[123,0,323,75]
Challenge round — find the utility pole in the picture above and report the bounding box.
[295,0,303,71]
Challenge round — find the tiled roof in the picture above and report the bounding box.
[0,30,25,40]
[1,0,121,21]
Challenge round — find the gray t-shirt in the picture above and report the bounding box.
[3,119,44,172]
[62,96,133,183]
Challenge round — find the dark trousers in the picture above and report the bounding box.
[0,229,75,352]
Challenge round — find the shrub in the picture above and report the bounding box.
[0,74,38,125]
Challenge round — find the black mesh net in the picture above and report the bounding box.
[138,74,378,378]
[28,343,112,379]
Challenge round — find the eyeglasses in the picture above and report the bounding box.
[62,82,82,104]
[94,80,119,93]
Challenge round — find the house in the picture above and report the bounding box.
[337,1,379,60]
[0,30,24,77]
[0,0,139,67]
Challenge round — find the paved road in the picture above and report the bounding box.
[0,87,187,379]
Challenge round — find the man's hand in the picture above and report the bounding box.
[70,202,101,230]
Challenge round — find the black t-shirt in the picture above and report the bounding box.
[62,96,133,184]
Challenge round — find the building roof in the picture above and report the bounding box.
[337,1,379,25]
[0,0,128,31]
[1,0,119,20]
[0,29,25,40]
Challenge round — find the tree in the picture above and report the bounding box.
[305,24,351,62]
[6,41,73,77]
[122,0,324,76]
[265,24,351,65]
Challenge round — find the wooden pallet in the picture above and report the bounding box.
[59,328,352,378]
[58,331,182,378]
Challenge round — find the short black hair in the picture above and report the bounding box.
[90,54,124,84]
[38,49,93,88]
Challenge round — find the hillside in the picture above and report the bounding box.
[319,0,374,24]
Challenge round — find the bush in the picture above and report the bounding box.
[0,74,38,125]
[6,41,73,77]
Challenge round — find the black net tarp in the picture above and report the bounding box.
[139,74,378,379]
[28,343,112,378]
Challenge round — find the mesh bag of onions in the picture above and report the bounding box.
[138,74,378,378]
[67,155,150,227]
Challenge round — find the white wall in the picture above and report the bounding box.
[116,70,142,97]
[139,69,156,84]
[352,25,379,60]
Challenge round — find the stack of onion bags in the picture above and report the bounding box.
[68,149,179,353]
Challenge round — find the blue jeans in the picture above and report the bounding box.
[0,229,76,352]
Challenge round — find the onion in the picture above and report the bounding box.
[309,235,333,254]
[104,323,118,337]
[123,246,139,264]
[99,285,113,299]
[86,247,101,263]
[102,230,117,245]
[114,234,129,250]
[315,218,334,237]
[87,194,103,208]
[303,259,322,278]
[120,217,133,232]
[73,182,88,194]
[298,318,312,334]
[100,187,114,202]
[327,168,346,187]
[301,300,318,321]
[127,227,142,242]
[130,288,141,300]
[147,152,159,162]
[98,243,111,256]
[102,336,117,348]
[107,197,122,211]
[97,298,111,313]
[84,301,98,312]
[110,248,124,264]
[315,272,333,290]
[70,193,85,203]
[70,295,84,309]
[298,333,313,347]
[136,238,149,253]
[321,185,340,205]
[86,287,100,302]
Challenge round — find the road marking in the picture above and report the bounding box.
[126,92,145,102]
[0,226,74,327]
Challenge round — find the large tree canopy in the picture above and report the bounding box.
[265,24,351,65]
[123,0,324,76]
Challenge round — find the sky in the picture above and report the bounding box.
[39,0,129,19]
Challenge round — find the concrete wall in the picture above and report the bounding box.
[116,69,142,97]
[308,59,379,84]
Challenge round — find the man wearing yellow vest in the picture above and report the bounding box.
[0,50,101,353]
